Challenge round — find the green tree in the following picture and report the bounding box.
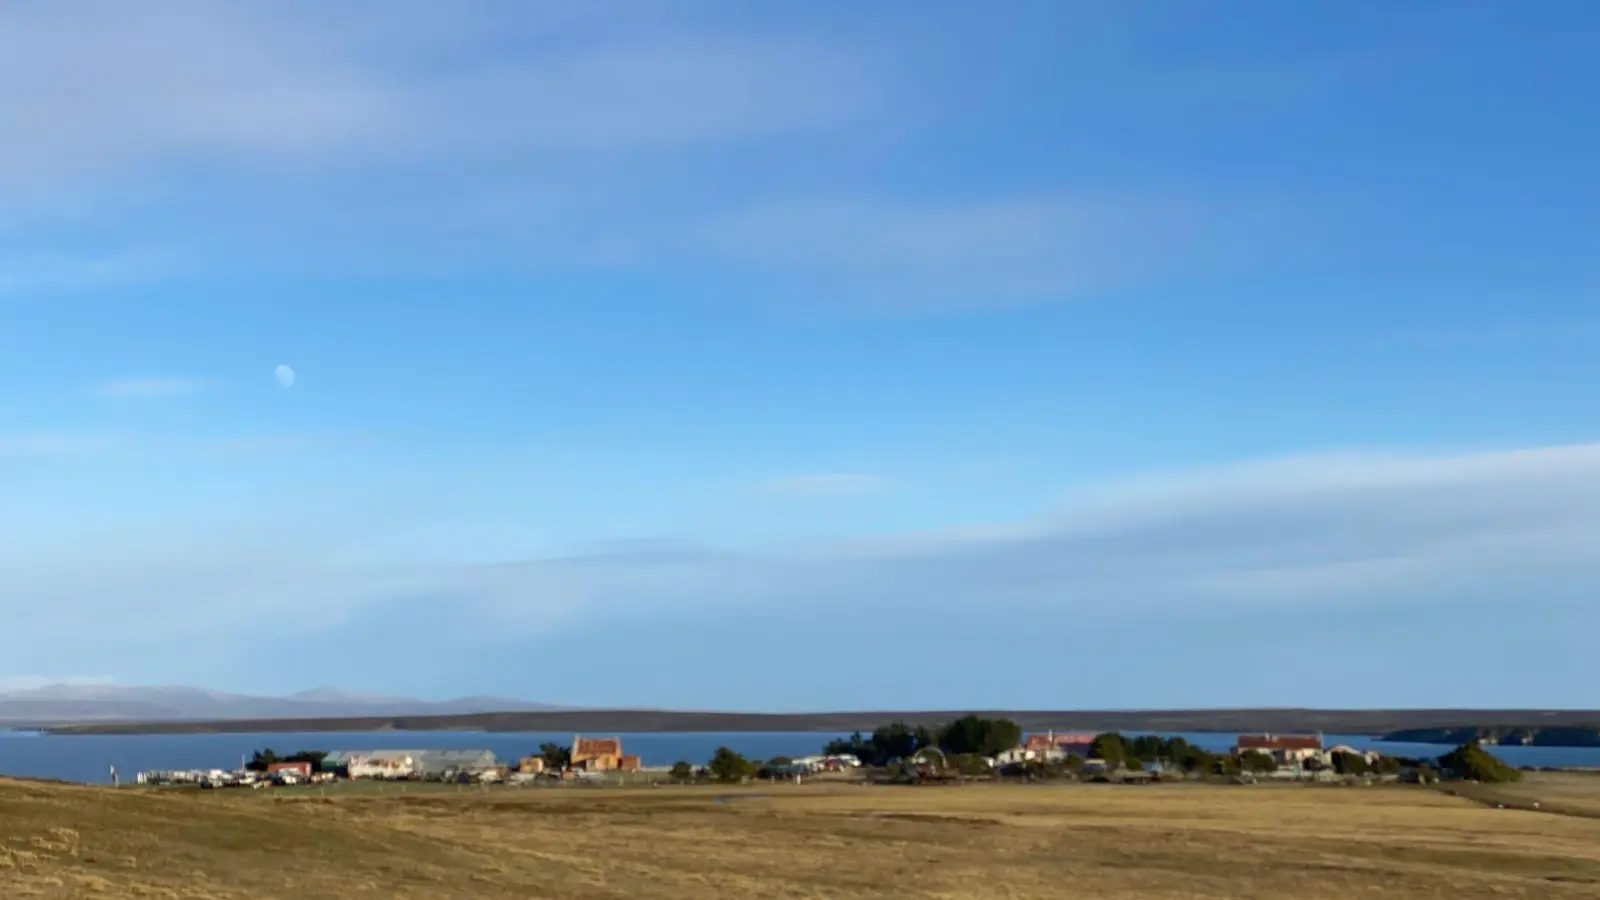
[1439,742,1522,783]
[1160,736,1194,763]
[246,749,329,773]
[938,715,1022,757]
[1128,735,1175,763]
[1374,755,1404,776]
[1089,733,1127,766]
[246,748,280,771]
[708,746,757,783]
[1174,746,1215,774]
[1238,750,1278,773]
[1331,751,1372,776]
[870,722,927,763]
[669,761,694,781]
[823,732,870,759]
[538,742,572,770]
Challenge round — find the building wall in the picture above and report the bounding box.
[347,756,416,779]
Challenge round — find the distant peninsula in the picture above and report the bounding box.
[1380,725,1600,747]
[37,707,1600,737]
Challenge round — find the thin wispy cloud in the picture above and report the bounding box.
[693,194,1210,312]
[0,2,874,184]
[759,473,885,497]
[5,442,1599,694]
[0,1,1239,309]
[94,378,206,399]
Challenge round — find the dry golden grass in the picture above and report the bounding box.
[4,778,1600,898]
[1444,771,1600,818]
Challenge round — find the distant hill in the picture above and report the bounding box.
[1380,725,1600,747]
[37,706,1600,736]
[0,684,560,726]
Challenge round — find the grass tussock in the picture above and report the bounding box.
[2,778,1599,898]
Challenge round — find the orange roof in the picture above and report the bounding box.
[1024,732,1097,751]
[575,737,622,757]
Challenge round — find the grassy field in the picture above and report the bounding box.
[4,778,1600,899]
[1442,771,1600,818]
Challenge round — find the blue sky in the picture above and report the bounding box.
[2,0,1598,709]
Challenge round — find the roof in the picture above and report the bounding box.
[574,737,623,757]
[323,750,423,765]
[414,750,498,772]
[1236,734,1323,751]
[1024,732,1097,751]
[321,749,498,769]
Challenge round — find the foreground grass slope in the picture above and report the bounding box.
[3,779,1599,898]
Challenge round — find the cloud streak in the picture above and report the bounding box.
[0,1,1228,310]
[0,2,874,184]
[4,441,1599,696]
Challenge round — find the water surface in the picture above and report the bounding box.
[4,729,1597,784]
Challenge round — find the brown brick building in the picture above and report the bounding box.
[569,735,642,773]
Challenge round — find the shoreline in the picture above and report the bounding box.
[24,707,1600,739]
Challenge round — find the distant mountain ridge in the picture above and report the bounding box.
[0,683,561,725]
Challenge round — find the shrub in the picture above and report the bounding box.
[708,747,758,783]
[1238,750,1278,774]
[946,753,992,777]
[1439,743,1521,783]
[1331,751,1372,776]
[1210,754,1242,777]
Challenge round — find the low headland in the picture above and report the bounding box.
[36,707,1600,742]
[1381,725,1600,747]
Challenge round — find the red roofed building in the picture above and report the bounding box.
[571,735,625,771]
[1234,733,1323,765]
[1024,731,1097,758]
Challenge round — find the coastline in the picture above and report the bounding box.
[30,707,1600,738]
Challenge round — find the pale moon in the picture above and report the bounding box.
[274,365,296,388]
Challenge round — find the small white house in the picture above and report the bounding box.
[994,747,1036,766]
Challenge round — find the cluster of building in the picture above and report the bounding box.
[137,763,336,789]
[514,736,642,776]
[995,731,1385,775]
[1231,733,1382,770]
[326,748,504,781]
[135,735,649,789]
[993,730,1097,765]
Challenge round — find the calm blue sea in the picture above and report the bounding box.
[2,730,1598,784]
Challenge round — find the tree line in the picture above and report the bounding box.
[244,749,329,771]
[821,715,1024,765]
